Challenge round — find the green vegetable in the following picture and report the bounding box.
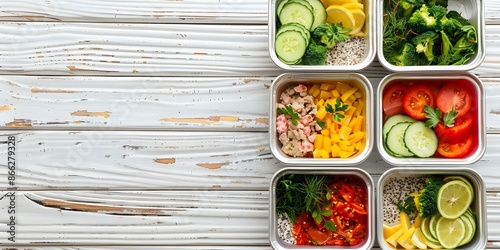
[427,0,448,7]
[311,23,351,49]
[394,196,417,215]
[277,105,300,126]
[411,31,439,62]
[418,175,446,218]
[303,41,328,65]
[424,105,442,128]
[398,0,425,18]
[325,99,349,122]
[408,4,438,34]
[392,43,418,66]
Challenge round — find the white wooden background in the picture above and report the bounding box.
[0,0,499,249]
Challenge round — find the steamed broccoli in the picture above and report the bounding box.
[311,23,351,49]
[397,0,425,18]
[427,0,448,8]
[408,4,438,33]
[418,175,445,218]
[447,10,470,27]
[438,25,477,65]
[411,31,439,62]
[391,43,418,66]
[302,41,328,65]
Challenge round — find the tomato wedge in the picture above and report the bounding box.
[436,82,472,117]
[403,85,435,120]
[382,83,407,117]
[434,112,474,143]
[437,133,474,158]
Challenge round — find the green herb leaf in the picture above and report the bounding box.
[321,209,333,217]
[442,106,458,127]
[277,105,300,126]
[317,121,326,129]
[326,100,349,122]
[325,103,334,114]
[424,105,442,128]
[324,220,337,232]
[394,196,416,215]
[334,113,345,123]
[335,99,349,112]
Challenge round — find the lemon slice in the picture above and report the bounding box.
[342,2,363,10]
[397,226,416,249]
[383,223,402,239]
[323,0,355,6]
[349,8,365,35]
[436,217,466,249]
[437,180,473,219]
[326,5,355,30]
[411,228,428,249]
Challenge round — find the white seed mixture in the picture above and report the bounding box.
[277,213,295,244]
[326,37,366,66]
[383,176,426,225]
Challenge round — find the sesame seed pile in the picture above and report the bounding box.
[326,37,365,66]
[383,176,426,225]
[277,213,295,244]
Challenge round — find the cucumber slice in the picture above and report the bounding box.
[275,30,308,64]
[279,1,315,30]
[386,122,414,157]
[404,121,438,158]
[277,23,310,43]
[277,0,290,16]
[304,0,327,30]
[383,114,417,141]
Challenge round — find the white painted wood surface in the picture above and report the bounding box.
[0,0,499,249]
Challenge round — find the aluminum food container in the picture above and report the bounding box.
[377,167,487,250]
[377,0,485,72]
[270,167,375,250]
[268,0,376,71]
[270,73,373,166]
[377,73,485,166]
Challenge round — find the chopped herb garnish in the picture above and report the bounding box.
[424,105,442,128]
[394,196,417,215]
[325,99,349,122]
[317,121,326,129]
[277,105,300,126]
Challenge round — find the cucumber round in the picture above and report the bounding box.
[279,1,315,30]
[275,30,308,64]
[276,23,310,43]
[304,0,327,30]
[277,0,290,16]
[386,122,414,157]
[403,121,438,158]
[382,114,417,141]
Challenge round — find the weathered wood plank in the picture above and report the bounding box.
[0,190,499,246]
[0,0,269,24]
[0,131,499,190]
[0,0,498,25]
[0,23,499,77]
[0,76,499,131]
[0,76,272,130]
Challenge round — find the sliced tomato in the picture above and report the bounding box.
[434,112,474,143]
[437,133,474,158]
[436,82,473,117]
[382,83,407,117]
[307,228,330,245]
[403,85,435,120]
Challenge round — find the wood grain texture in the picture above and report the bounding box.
[0,22,499,77]
[0,76,272,130]
[0,190,499,246]
[0,0,269,24]
[1,131,500,190]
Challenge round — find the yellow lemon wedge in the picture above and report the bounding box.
[349,8,366,35]
[386,228,404,248]
[411,228,429,249]
[400,211,411,233]
[326,5,355,31]
[342,2,364,10]
[397,226,417,249]
[384,223,403,239]
[323,0,356,6]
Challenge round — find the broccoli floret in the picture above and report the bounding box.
[408,4,438,33]
[311,24,336,49]
[418,175,445,218]
[446,10,470,27]
[302,41,328,65]
[397,0,425,18]
[439,25,477,65]
[426,0,448,8]
[392,43,418,66]
[311,23,351,49]
[411,31,439,62]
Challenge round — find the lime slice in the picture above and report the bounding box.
[420,216,439,244]
[437,180,473,219]
[459,216,475,246]
[429,213,441,240]
[443,175,474,199]
[436,217,466,249]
